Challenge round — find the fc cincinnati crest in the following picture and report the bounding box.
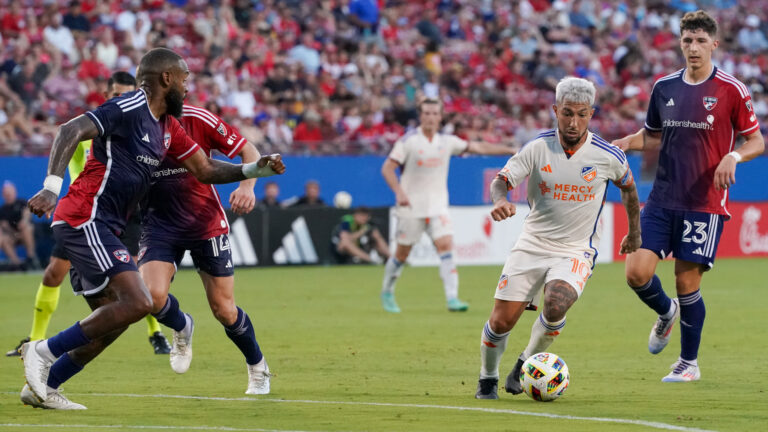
[163,132,171,149]
[113,249,130,263]
[581,166,597,182]
[217,123,227,136]
[703,96,718,111]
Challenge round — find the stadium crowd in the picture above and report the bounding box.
[0,0,767,157]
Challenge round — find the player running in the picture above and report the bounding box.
[139,103,273,394]
[6,72,171,359]
[380,99,514,313]
[612,10,764,382]
[475,77,641,399]
[22,48,285,409]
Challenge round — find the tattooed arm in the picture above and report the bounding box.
[619,182,642,254]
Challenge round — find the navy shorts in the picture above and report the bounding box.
[51,238,69,260]
[52,222,138,296]
[51,214,141,261]
[138,233,234,277]
[640,203,724,269]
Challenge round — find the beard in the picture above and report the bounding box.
[165,87,185,118]
[560,128,585,147]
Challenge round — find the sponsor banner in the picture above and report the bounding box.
[391,205,615,266]
[611,202,768,260]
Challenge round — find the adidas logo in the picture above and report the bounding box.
[692,247,706,256]
[226,260,233,268]
[273,216,318,264]
[178,218,258,267]
[541,164,553,173]
[142,133,150,142]
[666,98,675,107]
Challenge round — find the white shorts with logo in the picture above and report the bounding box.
[494,245,593,309]
[395,214,454,246]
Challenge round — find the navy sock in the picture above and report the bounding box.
[225,307,263,365]
[152,294,187,332]
[679,290,706,361]
[46,353,84,389]
[47,322,91,358]
[629,275,672,316]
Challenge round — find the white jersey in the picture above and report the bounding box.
[388,127,468,218]
[498,130,634,263]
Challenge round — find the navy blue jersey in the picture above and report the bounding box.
[53,89,199,234]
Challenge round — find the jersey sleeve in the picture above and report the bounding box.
[85,100,124,137]
[733,92,760,136]
[388,137,407,164]
[445,134,469,155]
[644,83,662,132]
[166,116,200,162]
[608,149,635,190]
[497,141,534,189]
[184,106,248,159]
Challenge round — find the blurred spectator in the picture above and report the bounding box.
[738,15,768,54]
[289,33,321,75]
[330,206,389,264]
[293,109,325,152]
[62,1,91,34]
[43,13,76,61]
[260,181,282,208]
[347,0,380,35]
[96,27,119,69]
[0,181,39,269]
[290,180,326,207]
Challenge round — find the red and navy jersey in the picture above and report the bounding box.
[644,67,759,216]
[53,89,199,233]
[141,104,247,241]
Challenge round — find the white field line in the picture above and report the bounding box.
[0,425,317,432]
[0,391,717,432]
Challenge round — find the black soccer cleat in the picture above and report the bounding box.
[5,337,29,357]
[504,357,525,395]
[149,331,171,355]
[475,378,499,399]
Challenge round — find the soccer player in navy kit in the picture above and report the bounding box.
[139,104,272,394]
[613,11,764,382]
[22,48,285,409]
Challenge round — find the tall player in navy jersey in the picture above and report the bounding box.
[22,48,285,409]
[139,104,272,394]
[613,11,764,382]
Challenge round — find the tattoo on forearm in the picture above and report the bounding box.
[621,185,641,234]
[543,280,578,321]
[49,117,95,177]
[490,177,509,203]
[202,159,247,184]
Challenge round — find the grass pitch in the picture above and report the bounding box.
[1,259,766,432]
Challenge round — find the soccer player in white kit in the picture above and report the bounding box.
[380,99,514,313]
[474,77,642,399]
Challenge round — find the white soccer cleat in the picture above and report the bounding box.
[21,384,87,410]
[20,340,52,402]
[649,298,679,354]
[170,314,194,374]
[245,358,271,395]
[662,359,701,382]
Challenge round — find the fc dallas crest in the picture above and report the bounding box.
[703,96,718,111]
[113,249,130,263]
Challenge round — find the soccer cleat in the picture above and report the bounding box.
[170,314,194,374]
[6,337,30,357]
[649,298,679,354]
[504,357,525,394]
[447,298,469,312]
[380,292,401,313]
[20,340,52,402]
[245,358,272,395]
[475,378,499,399]
[21,384,87,410]
[662,359,701,382]
[149,331,171,355]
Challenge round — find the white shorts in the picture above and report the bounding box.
[494,246,592,309]
[395,214,454,246]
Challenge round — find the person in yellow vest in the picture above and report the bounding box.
[6,71,171,357]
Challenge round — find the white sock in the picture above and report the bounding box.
[381,257,404,294]
[480,321,510,379]
[439,253,459,300]
[35,340,56,363]
[521,314,566,360]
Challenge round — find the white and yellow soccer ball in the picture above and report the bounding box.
[333,191,353,209]
[520,352,570,402]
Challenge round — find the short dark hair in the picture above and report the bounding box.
[680,10,717,38]
[354,206,371,215]
[417,98,442,114]
[137,47,184,82]
[108,71,136,89]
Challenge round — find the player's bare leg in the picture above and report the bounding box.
[199,272,269,394]
[663,259,706,382]
[141,260,193,373]
[434,235,467,311]
[476,299,528,399]
[626,248,679,354]
[380,243,411,313]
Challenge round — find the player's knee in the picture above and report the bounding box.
[488,314,515,334]
[210,300,237,326]
[42,267,66,287]
[625,267,652,288]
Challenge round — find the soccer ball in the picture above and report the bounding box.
[333,191,352,209]
[520,352,570,402]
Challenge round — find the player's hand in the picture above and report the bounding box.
[259,153,286,175]
[612,136,633,152]
[230,185,256,215]
[713,154,737,191]
[28,189,58,218]
[395,191,410,207]
[620,232,642,255]
[490,200,516,221]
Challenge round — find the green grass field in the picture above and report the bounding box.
[1,259,766,432]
